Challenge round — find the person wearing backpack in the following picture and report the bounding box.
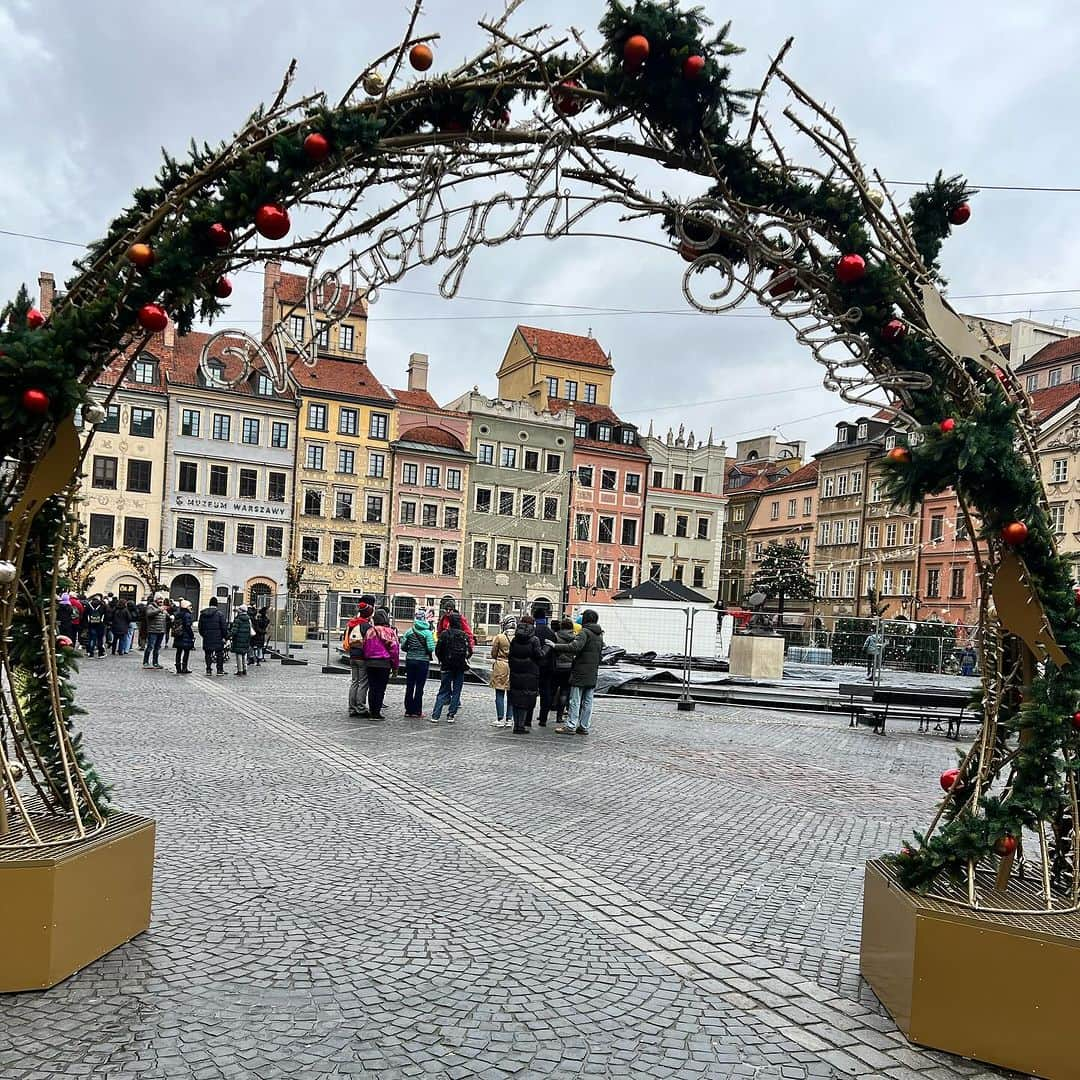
[400,612,436,718]
[344,596,376,718]
[363,610,400,719]
[85,595,107,658]
[431,612,472,724]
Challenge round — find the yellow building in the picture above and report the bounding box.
[496,325,615,408]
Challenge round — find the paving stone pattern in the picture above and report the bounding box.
[0,653,1024,1079]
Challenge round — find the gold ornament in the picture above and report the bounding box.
[362,72,384,96]
[868,190,884,208]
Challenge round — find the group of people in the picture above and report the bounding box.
[57,590,270,676]
[342,597,605,736]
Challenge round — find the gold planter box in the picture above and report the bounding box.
[861,859,1080,1079]
[0,812,155,992]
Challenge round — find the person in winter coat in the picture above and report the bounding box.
[251,608,269,665]
[173,600,195,674]
[110,599,132,655]
[142,594,167,668]
[198,597,228,675]
[437,600,476,648]
[85,595,108,658]
[229,608,253,676]
[507,615,551,734]
[532,603,558,727]
[488,616,515,727]
[431,612,473,723]
[344,596,376,718]
[58,592,75,639]
[552,609,604,735]
[400,613,436,718]
[551,619,576,726]
[363,609,400,719]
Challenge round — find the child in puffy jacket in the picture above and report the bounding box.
[362,609,400,720]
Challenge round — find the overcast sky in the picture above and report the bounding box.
[3,0,1078,456]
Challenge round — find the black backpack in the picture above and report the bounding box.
[444,629,470,668]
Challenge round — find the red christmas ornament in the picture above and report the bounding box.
[683,55,706,80]
[881,318,906,342]
[303,133,331,163]
[949,203,971,226]
[1001,521,1029,546]
[766,267,798,297]
[886,446,911,464]
[409,43,433,71]
[127,243,155,268]
[213,277,233,299]
[491,108,511,129]
[994,835,1018,857]
[25,308,45,329]
[1074,587,1080,604]
[623,34,650,69]
[21,388,49,414]
[835,253,866,284]
[56,635,73,649]
[207,223,232,250]
[440,115,468,133]
[940,418,956,434]
[137,303,169,332]
[994,368,1007,383]
[678,242,700,263]
[552,79,584,117]
[254,204,290,241]
[940,768,961,792]
[1072,711,1080,730]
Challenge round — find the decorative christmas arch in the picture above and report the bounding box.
[1,0,1076,914]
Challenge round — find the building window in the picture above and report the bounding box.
[125,459,152,493]
[871,480,883,503]
[585,384,597,404]
[290,315,305,341]
[212,413,231,441]
[181,409,200,437]
[601,469,617,490]
[209,465,229,496]
[575,514,591,541]
[829,570,841,598]
[441,549,458,576]
[542,453,560,474]
[848,519,859,545]
[572,560,589,588]
[621,519,638,546]
[397,500,416,525]
[364,543,381,568]
[477,443,494,465]
[473,601,503,627]
[650,562,662,582]
[422,503,438,528]
[574,420,589,439]
[787,499,797,519]
[851,472,862,494]
[316,321,330,349]
[475,488,492,513]
[90,403,121,433]
[495,544,511,571]
[902,521,915,546]
[122,517,149,551]
[822,476,835,497]
[543,497,558,522]
[271,421,289,448]
[425,466,440,487]
[618,564,635,590]
[652,470,664,488]
[366,495,384,523]
[540,548,556,575]
[598,516,615,544]
[578,466,593,487]
[837,474,849,496]
[205,361,225,385]
[132,357,157,384]
[770,501,780,521]
[803,497,812,515]
[950,567,965,598]
[844,568,857,597]
[625,473,641,494]
[369,413,389,440]
[418,546,436,574]
[332,539,351,566]
[337,448,355,474]
[129,407,155,438]
[255,373,274,397]
[1050,503,1066,534]
[242,418,260,445]
[498,491,515,515]
[517,547,534,574]
[88,513,114,547]
[697,518,709,540]
[301,537,320,563]
[565,380,578,401]
[1050,368,1062,387]
[1053,458,1069,483]
[339,408,358,436]
[523,450,540,472]
[444,506,460,530]
[446,469,462,490]
[673,473,684,491]
[652,512,665,535]
[800,537,809,554]
[369,452,386,479]
[819,522,830,547]
[236,524,256,555]
[546,376,559,397]
[885,523,897,547]
[340,324,354,352]
[675,515,688,538]
[621,428,636,445]
[307,403,328,431]
[521,494,537,519]
[596,424,612,442]
[306,445,325,470]
[91,456,117,490]
[238,469,258,499]
[394,463,415,487]
[472,542,488,569]
[692,566,705,589]
[304,490,323,517]
[926,568,941,598]
[265,526,284,558]
[501,446,517,469]
[207,520,226,552]
[693,475,704,493]
[930,515,944,541]
[867,524,879,548]
[336,491,354,520]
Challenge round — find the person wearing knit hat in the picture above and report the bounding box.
[344,595,377,718]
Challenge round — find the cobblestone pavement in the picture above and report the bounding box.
[1,650,1022,1079]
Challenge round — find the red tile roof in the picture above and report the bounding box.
[764,460,819,490]
[165,332,296,399]
[288,355,393,402]
[518,326,612,369]
[1017,335,1080,371]
[274,269,368,318]
[396,424,466,451]
[574,437,650,460]
[548,397,622,424]
[1030,383,1080,421]
[391,387,440,410]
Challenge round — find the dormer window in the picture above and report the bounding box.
[857,422,868,439]
[597,423,612,442]
[574,420,588,438]
[132,356,158,384]
[255,373,274,396]
[620,428,636,445]
[203,361,226,386]
[885,435,896,450]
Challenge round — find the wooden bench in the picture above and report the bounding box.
[839,683,973,737]
[839,683,876,728]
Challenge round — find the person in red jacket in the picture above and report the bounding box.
[437,600,475,647]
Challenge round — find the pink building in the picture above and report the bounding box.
[552,400,649,607]
[386,356,472,630]
[916,489,981,629]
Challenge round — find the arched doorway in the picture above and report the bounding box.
[170,574,200,610]
[295,589,321,634]
[248,582,273,609]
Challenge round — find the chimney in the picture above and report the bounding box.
[407,352,429,392]
[38,271,55,317]
[261,260,282,339]
[163,320,175,349]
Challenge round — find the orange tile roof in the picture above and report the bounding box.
[518,326,612,369]
[288,355,393,402]
[395,424,466,451]
[574,437,650,460]
[1017,335,1080,371]
[274,269,368,318]
[1030,382,1080,421]
[165,331,296,399]
[763,460,819,490]
[391,387,440,410]
[548,397,622,425]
